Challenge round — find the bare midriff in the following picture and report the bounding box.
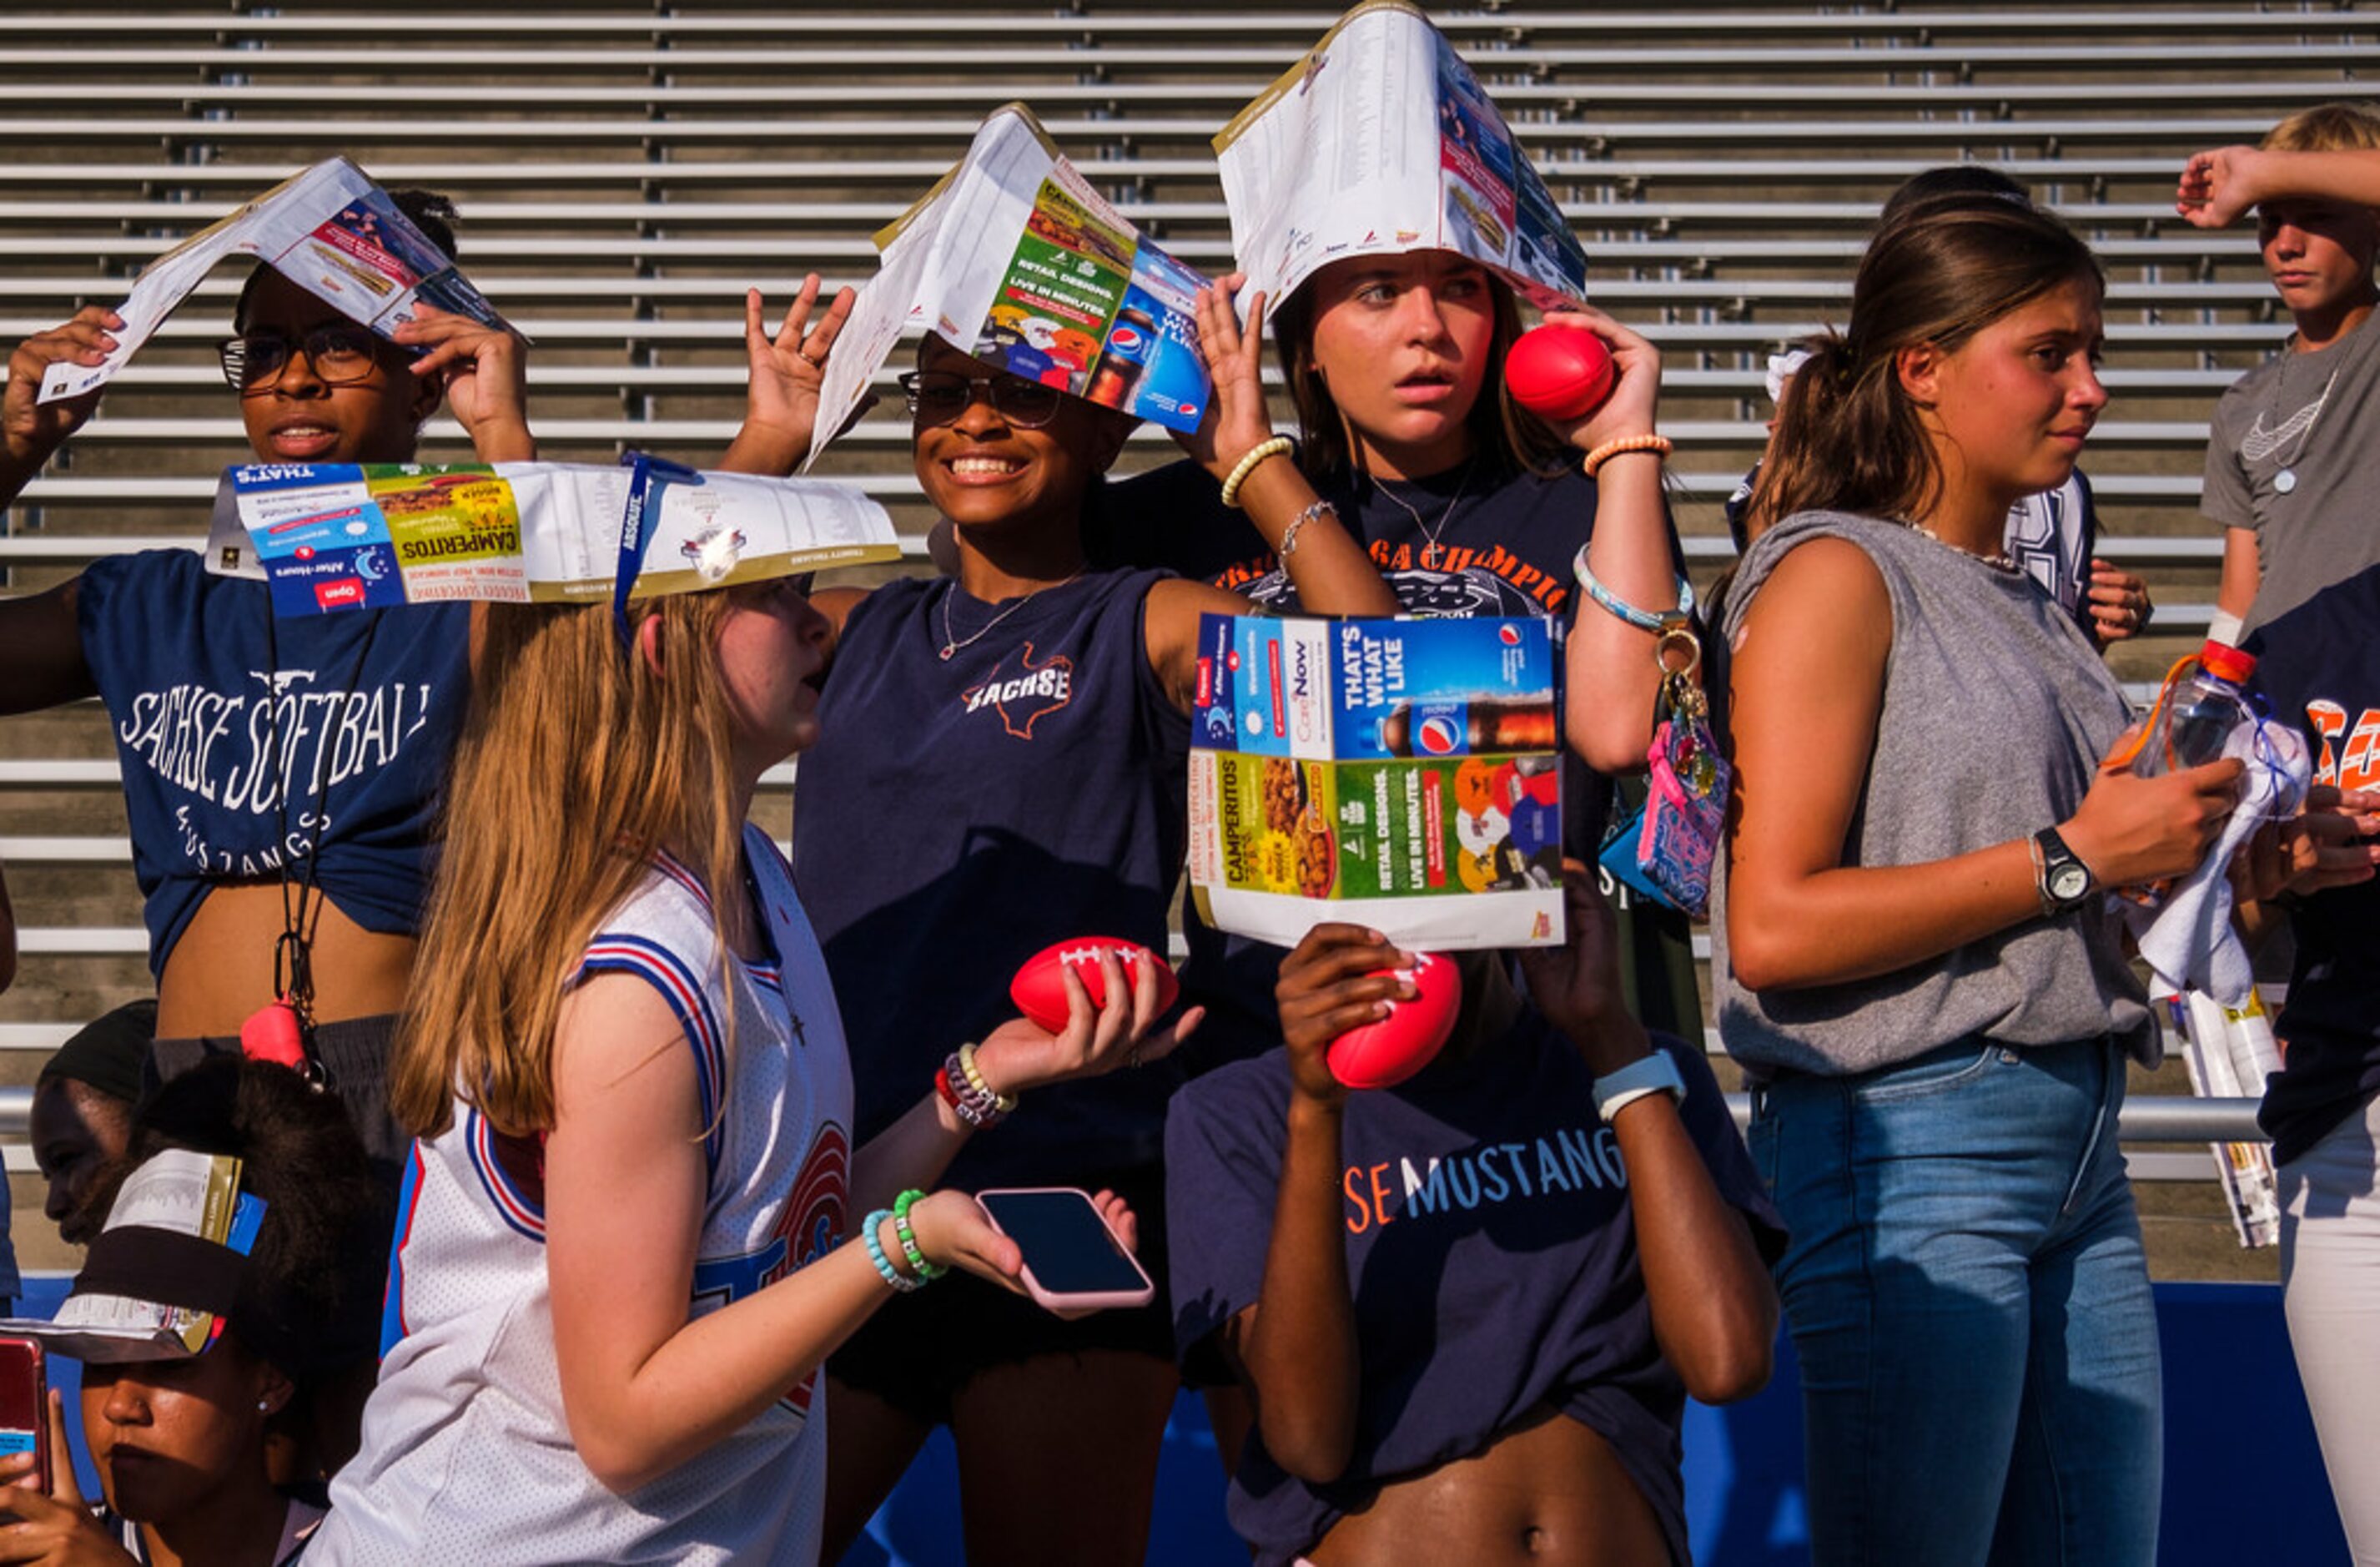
[1308,1405,1668,1567]
[154,883,418,1039]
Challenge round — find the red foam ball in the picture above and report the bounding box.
[1009,937,1181,1034]
[1504,321,1616,421]
[1326,952,1462,1091]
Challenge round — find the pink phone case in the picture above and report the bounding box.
[975,1187,1155,1313]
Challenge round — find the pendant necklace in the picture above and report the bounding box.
[1371,457,1475,570]
[2241,356,2339,496]
[938,567,1083,661]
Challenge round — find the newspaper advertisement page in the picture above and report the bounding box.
[42,155,507,405]
[1188,611,1565,950]
[805,103,1212,466]
[1214,0,1587,312]
[2166,987,2283,1248]
[205,461,898,614]
[0,1151,258,1362]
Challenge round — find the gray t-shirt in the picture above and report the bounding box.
[2202,307,2380,636]
[1711,511,2154,1080]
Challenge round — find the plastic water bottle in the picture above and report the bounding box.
[2121,639,2257,907]
[2132,640,2257,778]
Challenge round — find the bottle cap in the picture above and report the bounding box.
[2200,638,2257,685]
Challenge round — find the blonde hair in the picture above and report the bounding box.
[392,594,744,1140]
[2262,100,2380,154]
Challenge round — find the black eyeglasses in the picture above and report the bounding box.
[898,369,1064,430]
[216,326,388,390]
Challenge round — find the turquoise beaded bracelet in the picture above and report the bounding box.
[860,1208,923,1292]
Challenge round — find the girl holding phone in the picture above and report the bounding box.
[308,511,1186,1562]
[1164,869,1779,1565]
[716,275,1395,1562]
[1717,198,2242,1564]
[0,1057,387,1567]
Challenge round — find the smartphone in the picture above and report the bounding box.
[975,1187,1155,1313]
[0,1337,48,1494]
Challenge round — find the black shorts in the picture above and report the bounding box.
[152,1012,409,1192]
[829,1164,1177,1425]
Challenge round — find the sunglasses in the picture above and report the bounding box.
[898,369,1064,430]
[216,325,391,390]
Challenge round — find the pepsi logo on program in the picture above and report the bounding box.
[1498,625,1521,646]
[1416,715,1464,755]
[1109,325,1145,353]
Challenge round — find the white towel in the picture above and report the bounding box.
[2123,719,2311,1006]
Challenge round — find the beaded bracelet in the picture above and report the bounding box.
[1572,544,1696,633]
[892,1188,947,1281]
[941,1050,1009,1130]
[957,1041,1020,1114]
[1219,435,1296,508]
[1277,497,1334,559]
[860,1208,923,1292]
[1580,431,1673,479]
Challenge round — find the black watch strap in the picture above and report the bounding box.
[2033,827,2097,915]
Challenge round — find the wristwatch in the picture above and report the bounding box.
[1592,1050,1687,1121]
[2032,827,2098,916]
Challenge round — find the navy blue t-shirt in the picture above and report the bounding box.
[789,568,1190,1185]
[2246,562,2380,1164]
[77,551,470,975]
[1165,1019,1781,1566]
[1094,457,1631,1065]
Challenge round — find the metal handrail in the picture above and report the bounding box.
[0,1085,2267,1145]
[1727,1092,2267,1143]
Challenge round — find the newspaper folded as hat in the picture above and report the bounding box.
[1215,0,1588,312]
[205,459,899,615]
[40,155,509,406]
[808,103,1215,467]
[0,1149,263,1363]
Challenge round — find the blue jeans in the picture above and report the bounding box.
[1749,1037,2161,1567]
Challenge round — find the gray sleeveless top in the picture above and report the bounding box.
[1711,510,2155,1078]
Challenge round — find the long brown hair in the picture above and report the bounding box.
[392,594,744,1140]
[1744,200,2102,536]
[1269,264,1573,482]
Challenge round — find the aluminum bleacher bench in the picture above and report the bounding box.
[8,9,2376,40]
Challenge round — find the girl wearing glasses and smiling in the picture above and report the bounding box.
[0,190,530,1212]
[715,277,1396,1564]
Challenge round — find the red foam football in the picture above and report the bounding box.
[1009,937,1181,1034]
[1505,321,1617,421]
[1326,952,1462,1091]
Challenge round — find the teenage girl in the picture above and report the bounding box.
[0,191,531,1183]
[1717,198,2242,1564]
[0,1057,385,1567]
[715,275,1396,1562]
[1165,868,1779,1565]
[1094,249,1701,1062]
[310,542,1188,1562]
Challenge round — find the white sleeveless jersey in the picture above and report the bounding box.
[315,827,853,1565]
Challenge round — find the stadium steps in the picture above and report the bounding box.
[0,0,2343,1278]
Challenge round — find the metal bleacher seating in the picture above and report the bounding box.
[3,0,2364,1271]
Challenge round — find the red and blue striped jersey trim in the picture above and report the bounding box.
[575,932,728,1173]
[650,845,712,909]
[465,1108,548,1243]
[380,1141,428,1358]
